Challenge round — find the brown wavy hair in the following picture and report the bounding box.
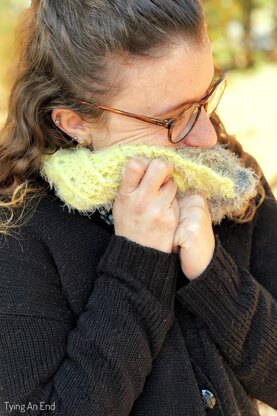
[0,0,265,237]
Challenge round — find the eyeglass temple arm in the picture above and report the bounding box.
[96,105,170,127]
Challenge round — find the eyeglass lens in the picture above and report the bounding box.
[170,106,199,143]
[170,80,226,143]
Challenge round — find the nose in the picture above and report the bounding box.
[180,108,217,148]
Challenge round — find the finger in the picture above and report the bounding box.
[177,194,211,225]
[171,197,180,224]
[159,179,178,206]
[177,192,208,211]
[140,159,174,193]
[120,157,151,194]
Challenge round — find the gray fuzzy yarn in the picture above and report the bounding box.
[174,143,259,224]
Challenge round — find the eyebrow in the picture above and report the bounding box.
[156,72,216,119]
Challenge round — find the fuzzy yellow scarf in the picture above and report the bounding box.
[39,143,258,224]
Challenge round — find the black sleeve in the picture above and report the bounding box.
[250,174,277,298]
[0,231,179,416]
[175,178,277,410]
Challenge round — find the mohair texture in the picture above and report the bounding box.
[40,143,258,224]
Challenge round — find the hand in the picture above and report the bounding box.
[173,193,215,280]
[113,157,179,253]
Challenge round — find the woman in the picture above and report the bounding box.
[0,1,276,415]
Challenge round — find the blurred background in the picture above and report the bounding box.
[0,1,276,415]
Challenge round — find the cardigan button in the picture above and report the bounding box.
[201,389,216,410]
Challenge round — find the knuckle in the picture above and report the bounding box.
[124,158,145,173]
[192,193,206,205]
[149,205,163,221]
[152,158,172,172]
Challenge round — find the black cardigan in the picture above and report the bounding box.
[0,175,276,416]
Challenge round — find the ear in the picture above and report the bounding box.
[51,109,93,145]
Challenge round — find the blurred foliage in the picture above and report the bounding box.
[0,0,28,88]
[204,0,277,69]
[0,0,276,84]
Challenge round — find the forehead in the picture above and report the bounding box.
[109,38,215,116]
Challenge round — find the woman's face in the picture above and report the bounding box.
[55,37,217,150]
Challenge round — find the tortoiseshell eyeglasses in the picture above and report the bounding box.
[80,75,227,144]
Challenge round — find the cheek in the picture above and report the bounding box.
[97,118,172,148]
[122,126,171,147]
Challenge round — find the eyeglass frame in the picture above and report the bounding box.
[78,75,227,144]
